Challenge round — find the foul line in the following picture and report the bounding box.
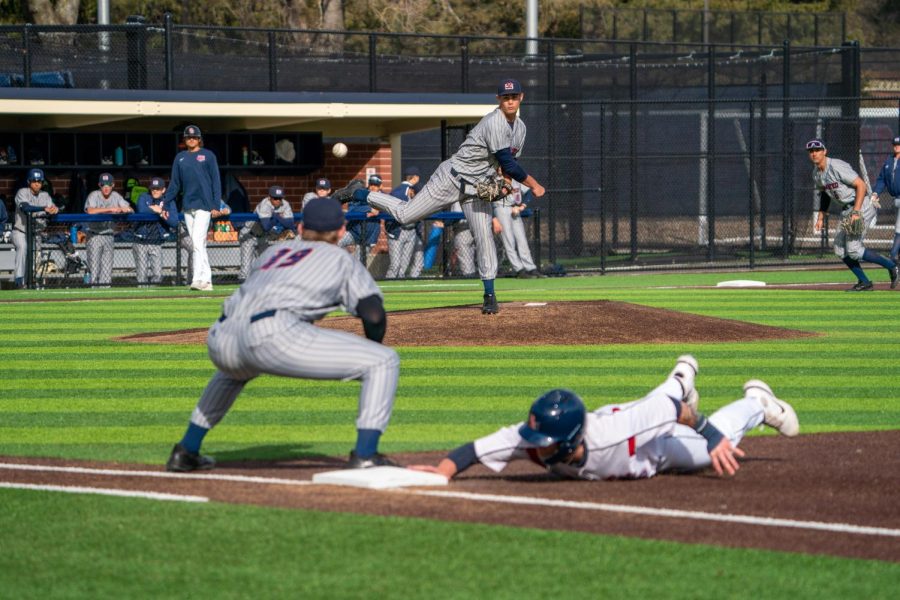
[0,482,208,503]
[406,489,900,538]
[0,463,315,487]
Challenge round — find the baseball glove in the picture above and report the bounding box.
[268,229,296,242]
[475,175,513,203]
[840,211,864,236]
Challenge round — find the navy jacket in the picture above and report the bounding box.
[873,156,900,197]
[164,148,222,211]
[134,192,179,243]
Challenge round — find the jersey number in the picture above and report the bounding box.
[260,248,313,270]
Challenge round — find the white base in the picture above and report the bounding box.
[312,466,449,489]
[716,279,766,288]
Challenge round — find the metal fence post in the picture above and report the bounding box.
[22,24,32,87]
[368,34,377,92]
[629,43,638,261]
[707,43,716,261]
[599,102,607,274]
[164,13,174,90]
[781,40,792,258]
[532,208,541,271]
[460,38,469,94]
[547,41,557,264]
[268,31,277,92]
[126,15,148,90]
[24,213,34,288]
[748,99,756,269]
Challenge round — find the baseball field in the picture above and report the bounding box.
[1,269,898,598]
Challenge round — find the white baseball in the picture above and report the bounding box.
[332,143,348,158]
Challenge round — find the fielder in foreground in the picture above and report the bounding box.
[807,138,898,291]
[411,355,799,481]
[166,197,401,472]
[341,78,546,314]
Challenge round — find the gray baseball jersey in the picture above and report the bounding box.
[470,377,765,480]
[813,158,860,207]
[365,107,528,281]
[13,188,55,232]
[241,198,294,237]
[191,238,399,435]
[84,190,130,234]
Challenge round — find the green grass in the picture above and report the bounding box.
[1,269,898,597]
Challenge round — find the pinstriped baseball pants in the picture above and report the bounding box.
[366,162,499,280]
[190,311,400,434]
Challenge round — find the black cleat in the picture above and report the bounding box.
[165,443,215,473]
[846,280,874,292]
[346,451,399,469]
[481,293,499,314]
[331,179,365,204]
[890,264,899,290]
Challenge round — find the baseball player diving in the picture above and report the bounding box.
[341,78,547,314]
[807,138,899,291]
[166,196,401,472]
[411,355,799,481]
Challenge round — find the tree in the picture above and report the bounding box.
[28,0,80,25]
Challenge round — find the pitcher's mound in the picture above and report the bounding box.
[119,300,816,346]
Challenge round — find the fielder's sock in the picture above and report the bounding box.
[841,257,869,282]
[179,422,210,454]
[482,279,495,295]
[862,249,894,270]
[352,189,370,203]
[354,429,381,458]
[890,233,900,262]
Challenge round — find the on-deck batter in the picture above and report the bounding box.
[411,355,800,481]
[349,78,547,314]
[166,196,400,472]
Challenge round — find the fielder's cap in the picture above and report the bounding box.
[183,124,202,138]
[268,185,285,199]
[315,177,331,190]
[498,78,523,96]
[403,165,420,178]
[368,174,382,186]
[27,168,44,182]
[805,138,826,151]
[893,136,900,145]
[99,172,114,186]
[303,197,344,232]
[149,176,166,190]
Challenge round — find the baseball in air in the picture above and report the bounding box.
[332,143,348,158]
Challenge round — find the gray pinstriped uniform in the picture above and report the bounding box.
[472,376,765,481]
[366,107,527,280]
[189,238,400,435]
[12,188,56,280]
[813,157,877,260]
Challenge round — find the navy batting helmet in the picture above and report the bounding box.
[518,389,586,465]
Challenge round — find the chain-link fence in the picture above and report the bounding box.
[2,19,889,101]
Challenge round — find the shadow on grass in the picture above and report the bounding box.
[210,444,348,470]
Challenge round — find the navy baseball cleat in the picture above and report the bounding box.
[346,451,399,469]
[482,293,499,314]
[846,280,874,292]
[331,179,365,204]
[890,264,899,290]
[165,443,216,472]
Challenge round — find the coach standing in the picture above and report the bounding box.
[165,125,222,291]
[871,135,900,264]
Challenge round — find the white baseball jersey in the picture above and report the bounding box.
[471,377,765,480]
[191,238,399,434]
[813,158,860,207]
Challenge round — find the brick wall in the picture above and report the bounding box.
[0,142,392,212]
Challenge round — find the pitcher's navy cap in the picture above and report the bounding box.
[27,168,44,182]
[303,197,344,232]
[99,172,114,186]
[149,176,166,189]
[183,125,202,138]
[498,78,523,95]
[268,185,285,199]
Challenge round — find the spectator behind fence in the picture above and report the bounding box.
[164,124,222,292]
[385,167,424,279]
[132,176,178,286]
[84,172,132,287]
[12,168,58,288]
[238,185,295,281]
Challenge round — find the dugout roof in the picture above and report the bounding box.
[0,89,495,136]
